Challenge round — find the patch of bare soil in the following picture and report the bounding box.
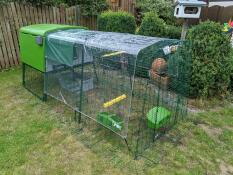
[220,161,233,175]
[187,106,204,113]
[198,124,222,141]
[224,126,233,132]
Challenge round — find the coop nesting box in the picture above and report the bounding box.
[174,0,206,19]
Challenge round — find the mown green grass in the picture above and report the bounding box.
[0,67,232,175]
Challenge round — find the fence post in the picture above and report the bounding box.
[60,4,66,24]
[76,5,81,26]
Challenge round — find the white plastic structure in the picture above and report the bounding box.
[174,0,206,19]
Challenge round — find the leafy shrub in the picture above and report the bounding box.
[97,11,136,34]
[138,12,166,37]
[136,0,176,25]
[186,21,233,98]
[168,42,192,96]
[164,25,181,39]
[0,0,108,16]
[138,12,180,39]
[76,0,109,16]
[229,50,233,92]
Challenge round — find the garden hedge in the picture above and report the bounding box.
[138,12,181,39]
[164,25,181,39]
[136,0,176,25]
[138,12,166,37]
[229,51,233,92]
[0,0,108,16]
[186,21,233,98]
[97,11,136,34]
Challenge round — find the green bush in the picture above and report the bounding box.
[136,0,176,25]
[229,50,233,92]
[138,12,180,39]
[0,0,108,16]
[97,11,136,34]
[187,21,233,98]
[164,25,181,39]
[168,42,192,96]
[76,0,109,16]
[138,12,166,37]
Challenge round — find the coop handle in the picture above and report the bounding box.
[103,94,127,108]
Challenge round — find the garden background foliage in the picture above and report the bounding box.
[0,0,108,16]
[138,12,181,39]
[136,0,176,25]
[97,11,136,34]
[138,12,166,37]
[187,21,233,98]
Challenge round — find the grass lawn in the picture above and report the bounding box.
[0,67,233,175]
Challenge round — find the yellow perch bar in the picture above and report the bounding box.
[103,94,127,108]
[102,51,126,58]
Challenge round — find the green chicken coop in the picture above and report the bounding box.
[19,24,191,159]
[19,24,86,100]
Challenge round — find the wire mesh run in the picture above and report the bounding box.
[43,29,191,158]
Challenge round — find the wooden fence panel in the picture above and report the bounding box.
[219,6,233,23]
[52,6,57,24]
[7,4,20,64]
[38,6,43,23]
[61,7,65,23]
[45,6,50,23]
[107,0,135,14]
[0,0,136,69]
[0,44,4,69]
[0,2,101,69]
[48,6,53,23]
[0,10,9,68]
[200,5,233,24]
[29,5,35,24]
[41,6,45,23]
[4,5,18,66]
[0,24,6,68]
[20,4,27,26]
[0,6,14,67]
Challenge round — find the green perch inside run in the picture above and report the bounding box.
[97,112,124,131]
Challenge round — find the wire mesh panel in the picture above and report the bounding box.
[23,63,46,100]
[44,29,191,157]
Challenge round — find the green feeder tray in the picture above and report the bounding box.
[147,106,171,129]
[97,112,124,131]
